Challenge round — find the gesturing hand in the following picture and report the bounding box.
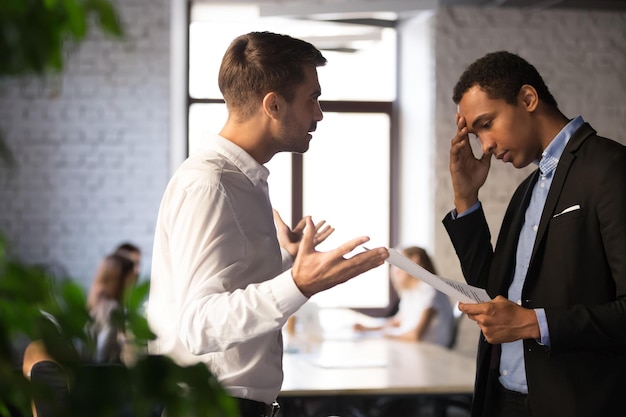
[291,217,388,298]
[273,209,335,258]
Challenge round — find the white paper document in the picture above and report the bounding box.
[382,248,492,304]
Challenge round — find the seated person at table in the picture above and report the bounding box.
[353,246,454,346]
[22,254,138,416]
[86,253,137,363]
[24,253,138,374]
[113,241,142,280]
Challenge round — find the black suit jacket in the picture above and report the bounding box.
[443,123,626,417]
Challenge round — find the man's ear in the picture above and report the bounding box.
[519,84,538,112]
[262,92,281,120]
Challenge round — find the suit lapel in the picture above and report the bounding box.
[530,123,594,264]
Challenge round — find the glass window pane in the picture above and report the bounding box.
[188,103,227,154]
[188,103,292,220]
[266,153,292,225]
[316,28,396,101]
[303,112,390,308]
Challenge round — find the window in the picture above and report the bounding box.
[188,2,397,309]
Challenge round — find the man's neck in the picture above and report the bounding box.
[538,107,570,152]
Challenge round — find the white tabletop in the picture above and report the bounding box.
[280,337,476,397]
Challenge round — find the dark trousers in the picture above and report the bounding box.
[236,397,280,417]
[495,383,532,417]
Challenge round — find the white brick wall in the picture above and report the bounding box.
[0,0,170,288]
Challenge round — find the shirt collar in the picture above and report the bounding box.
[202,134,270,186]
[538,115,584,176]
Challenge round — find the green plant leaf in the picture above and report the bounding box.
[1,232,237,417]
[62,0,87,39]
[0,0,124,76]
[86,0,124,37]
[43,0,59,9]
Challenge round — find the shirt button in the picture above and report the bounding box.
[533,225,538,231]
[517,300,522,305]
[502,370,509,376]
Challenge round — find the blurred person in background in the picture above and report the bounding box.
[354,246,454,347]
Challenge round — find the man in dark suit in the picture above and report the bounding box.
[442,51,626,417]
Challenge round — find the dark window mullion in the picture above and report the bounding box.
[291,153,303,228]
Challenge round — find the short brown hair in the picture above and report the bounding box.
[218,31,326,119]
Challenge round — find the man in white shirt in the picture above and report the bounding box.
[147,31,389,417]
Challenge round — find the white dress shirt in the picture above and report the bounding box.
[147,134,308,404]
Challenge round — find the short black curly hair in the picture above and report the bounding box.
[452,51,558,108]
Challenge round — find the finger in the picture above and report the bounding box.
[330,235,371,258]
[273,209,286,227]
[333,247,388,279]
[451,132,471,154]
[314,226,334,244]
[298,216,316,253]
[457,115,466,130]
[314,220,327,231]
[291,217,307,234]
[316,224,331,235]
[458,303,482,315]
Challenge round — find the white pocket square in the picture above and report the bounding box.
[553,204,580,218]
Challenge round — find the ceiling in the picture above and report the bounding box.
[198,0,626,18]
[192,0,626,50]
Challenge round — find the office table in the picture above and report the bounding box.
[278,337,475,416]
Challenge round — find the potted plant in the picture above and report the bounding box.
[0,232,238,417]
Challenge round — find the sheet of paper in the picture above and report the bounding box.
[382,248,492,304]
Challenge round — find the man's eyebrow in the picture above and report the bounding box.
[470,113,492,132]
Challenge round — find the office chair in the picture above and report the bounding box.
[432,303,472,417]
[29,360,70,417]
[71,363,133,417]
[29,360,135,417]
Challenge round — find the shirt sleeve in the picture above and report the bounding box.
[166,183,307,355]
[534,308,550,346]
[450,201,482,220]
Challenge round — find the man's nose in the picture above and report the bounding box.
[315,102,323,121]
[481,137,495,155]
